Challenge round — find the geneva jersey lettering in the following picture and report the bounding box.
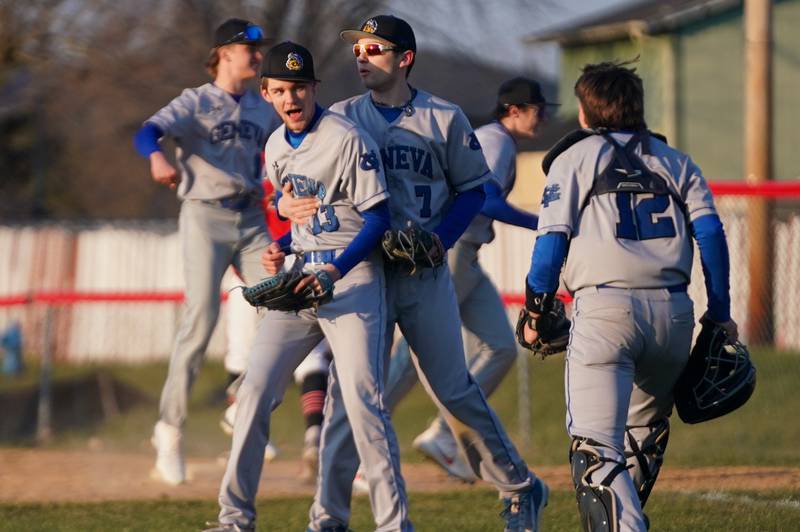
[145,83,281,201]
[539,132,717,292]
[329,89,491,231]
[461,121,517,244]
[264,110,388,252]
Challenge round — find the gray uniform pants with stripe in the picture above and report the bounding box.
[219,258,410,532]
[384,240,518,433]
[159,200,271,428]
[309,264,531,529]
[567,286,694,532]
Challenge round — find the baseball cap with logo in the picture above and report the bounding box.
[213,18,269,47]
[340,15,416,53]
[498,77,560,108]
[261,41,319,82]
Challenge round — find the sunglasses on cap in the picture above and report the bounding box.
[220,24,265,46]
[352,43,399,57]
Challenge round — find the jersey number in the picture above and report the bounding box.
[415,185,432,218]
[311,205,340,235]
[615,193,676,240]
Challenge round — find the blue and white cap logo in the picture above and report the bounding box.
[286,52,303,71]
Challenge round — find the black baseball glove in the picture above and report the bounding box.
[242,269,334,312]
[515,294,571,358]
[382,225,445,274]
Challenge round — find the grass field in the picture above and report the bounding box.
[1,347,799,530]
[2,489,799,531]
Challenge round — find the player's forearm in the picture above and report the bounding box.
[434,186,485,249]
[134,122,164,158]
[331,201,391,276]
[481,182,538,230]
[526,231,568,293]
[691,214,731,322]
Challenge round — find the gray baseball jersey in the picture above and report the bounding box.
[145,83,281,201]
[264,110,388,251]
[461,121,517,244]
[311,91,538,531]
[329,89,490,230]
[540,131,716,292]
[218,109,410,531]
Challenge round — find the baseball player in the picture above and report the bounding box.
[520,60,738,531]
[221,179,332,474]
[133,18,281,485]
[382,78,554,483]
[206,41,410,532]
[279,15,548,532]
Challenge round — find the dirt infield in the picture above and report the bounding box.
[1,449,798,503]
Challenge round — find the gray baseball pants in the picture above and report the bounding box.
[309,263,532,529]
[159,200,270,428]
[218,257,410,532]
[384,240,518,430]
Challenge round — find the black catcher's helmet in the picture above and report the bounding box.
[674,316,756,424]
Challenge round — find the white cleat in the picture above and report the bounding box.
[264,441,279,462]
[300,425,321,483]
[151,420,185,485]
[352,467,369,495]
[412,425,478,483]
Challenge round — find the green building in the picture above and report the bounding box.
[527,0,799,181]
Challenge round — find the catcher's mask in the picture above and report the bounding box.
[674,317,756,424]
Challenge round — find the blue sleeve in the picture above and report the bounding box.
[690,214,731,322]
[433,186,485,249]
[276,231,292,252]
[273,190,288,221]
[481,181,538,230]
[331,201,391,276]
[133,122,164,158]
[526,232,568,293]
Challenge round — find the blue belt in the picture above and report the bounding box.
[304,250,338,264]
[206,194,257,210]
[595,283,687,293]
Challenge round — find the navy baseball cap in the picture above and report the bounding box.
[340,15,416,53]
[262,41,319,82]
[498,77,560,107]
[214,18,269,47]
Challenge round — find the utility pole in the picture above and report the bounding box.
[744,0,773,344]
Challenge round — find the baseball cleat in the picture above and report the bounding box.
[300,425,321,483]
[264,441,279,462]
[151,420,185,485]
[220,402,237,436]
[501,476,549,532]
[352,467,369,495]
[202,521,254,532]
[412,425,477,482]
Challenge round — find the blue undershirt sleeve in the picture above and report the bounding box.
[526,232,568,294]
[481,181,538,230]
[433,186,485,249]
[331,201,391,276]
[691,213,731,322]
[133,122,164,158]
[273,190,289,221]
[276,231,292,252]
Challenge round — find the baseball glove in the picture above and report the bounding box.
[242,269,334,312]
[515,299,571,358]
[382,225,445,274]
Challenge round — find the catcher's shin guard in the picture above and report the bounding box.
[624,419,669,508]
[570,437,626,532]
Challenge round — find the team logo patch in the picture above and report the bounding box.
[362,19,378,33]
[360,150,379,171]
[286,52,303,71]
[468,132,482,151]
[541,184,561,208]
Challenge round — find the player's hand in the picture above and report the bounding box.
[261,242,285,275]
[149,151,180,190]
[278,181,320,225]
[294,264,341,295]
[521,310,541,345]
[717,319,739,343]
